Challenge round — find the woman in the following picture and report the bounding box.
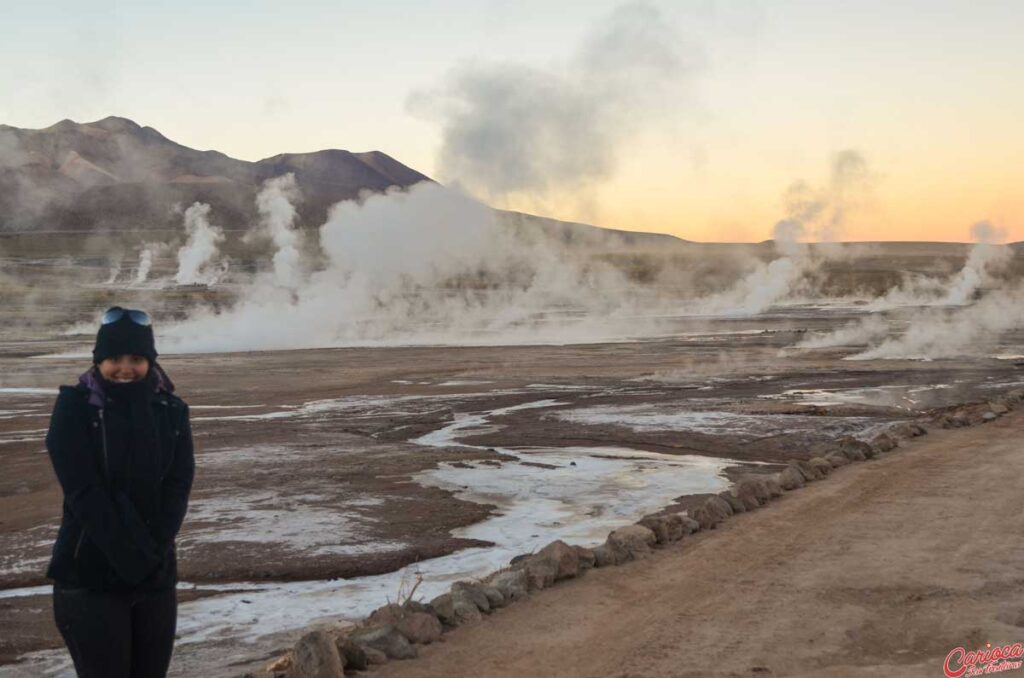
[45,307,195,678]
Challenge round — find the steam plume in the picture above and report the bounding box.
[868,220,1011,310]
[701,150,871,315]
[134,244,156,284]
[796,221,1019,358]
[104,256,122,284]
[175,202,227,285]
[850,285,1024,360]
[410,2,698,202]
[254,174,304,289]
[941,221,1010,305]
[161,183,660,352]
[795,314,890,349]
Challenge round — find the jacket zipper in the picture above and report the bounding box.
[98,408,110,483]
[77,409,110,561]
[74,529,85,559]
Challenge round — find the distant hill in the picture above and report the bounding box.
[0,116,432,232]
[498,210,689,250]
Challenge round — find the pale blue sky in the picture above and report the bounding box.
[2,0,1022,240]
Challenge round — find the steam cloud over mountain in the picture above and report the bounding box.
[410,2,699,202]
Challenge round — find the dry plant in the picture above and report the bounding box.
[390,564,425,606]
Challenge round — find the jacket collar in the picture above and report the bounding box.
[78,364,175,409]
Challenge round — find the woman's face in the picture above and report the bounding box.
[98,355,150,383]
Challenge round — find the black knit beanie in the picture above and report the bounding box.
[92,311,158,365]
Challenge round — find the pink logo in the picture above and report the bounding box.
[943,642,1024,677]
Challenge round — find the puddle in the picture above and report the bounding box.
[763,383,968,410]
[180,491,407,558]
[551,404,870,437]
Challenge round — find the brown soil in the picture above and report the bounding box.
[2,333,1022,673]
[375,411,1024,678]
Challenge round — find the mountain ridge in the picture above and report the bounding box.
[0,116,690,251]
[0,116,432,232]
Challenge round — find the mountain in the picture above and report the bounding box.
[0,116,691,251]
[0,116,432,231]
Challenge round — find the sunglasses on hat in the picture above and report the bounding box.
[101,307,152,327]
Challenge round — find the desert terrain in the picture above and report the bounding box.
[374,409,1024,678]
[1,236,1022,676]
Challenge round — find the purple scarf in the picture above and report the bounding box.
[78,364,175,408]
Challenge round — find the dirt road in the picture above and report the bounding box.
[376,411,1024,678]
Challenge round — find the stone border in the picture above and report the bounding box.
[247,390,1024,677]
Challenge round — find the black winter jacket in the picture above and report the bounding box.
[45,367,194,592]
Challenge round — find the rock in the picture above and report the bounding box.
[365,648,388,665]
[518,556,558,590]
[689,504,718,531]
[368,605,443,645]
[871,432,898,452]
[990,399,1010,415]
[940,412,963,428]
[733,485,762,511]
[982,411,998,422]
[485,569,529,602]
[838,436,872,461]
[777,466,805,490]
[736,476,770,505]
[763,475,783,498]
[638,516,671,544]
[733,481,765,512]
[807,457,833,476]
[790,460,821,482]
[887,422,924,440]
[593,542,621,567]
[399,613,443,645]
[719,490,747,514]
[429,592,482,627]
[608,524,657,557]
[481,585,506,609]
[704,495,734,521]
[842,445,868,461]
[536,540,581,580]
[950,408,974,427]
[368,604,404,626]
[289,630,345,678]
[679,515,700,534]
[267,654,292,673]
[335,637,368,671]
[824,451,850,468]
[348,625,417,660]
[403,599,434,615]
[451,581,491,613]
[574,545,596,571]
[662,513,687,541]
[1006,388,1024,403]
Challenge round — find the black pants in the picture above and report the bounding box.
[53,586,177,678]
